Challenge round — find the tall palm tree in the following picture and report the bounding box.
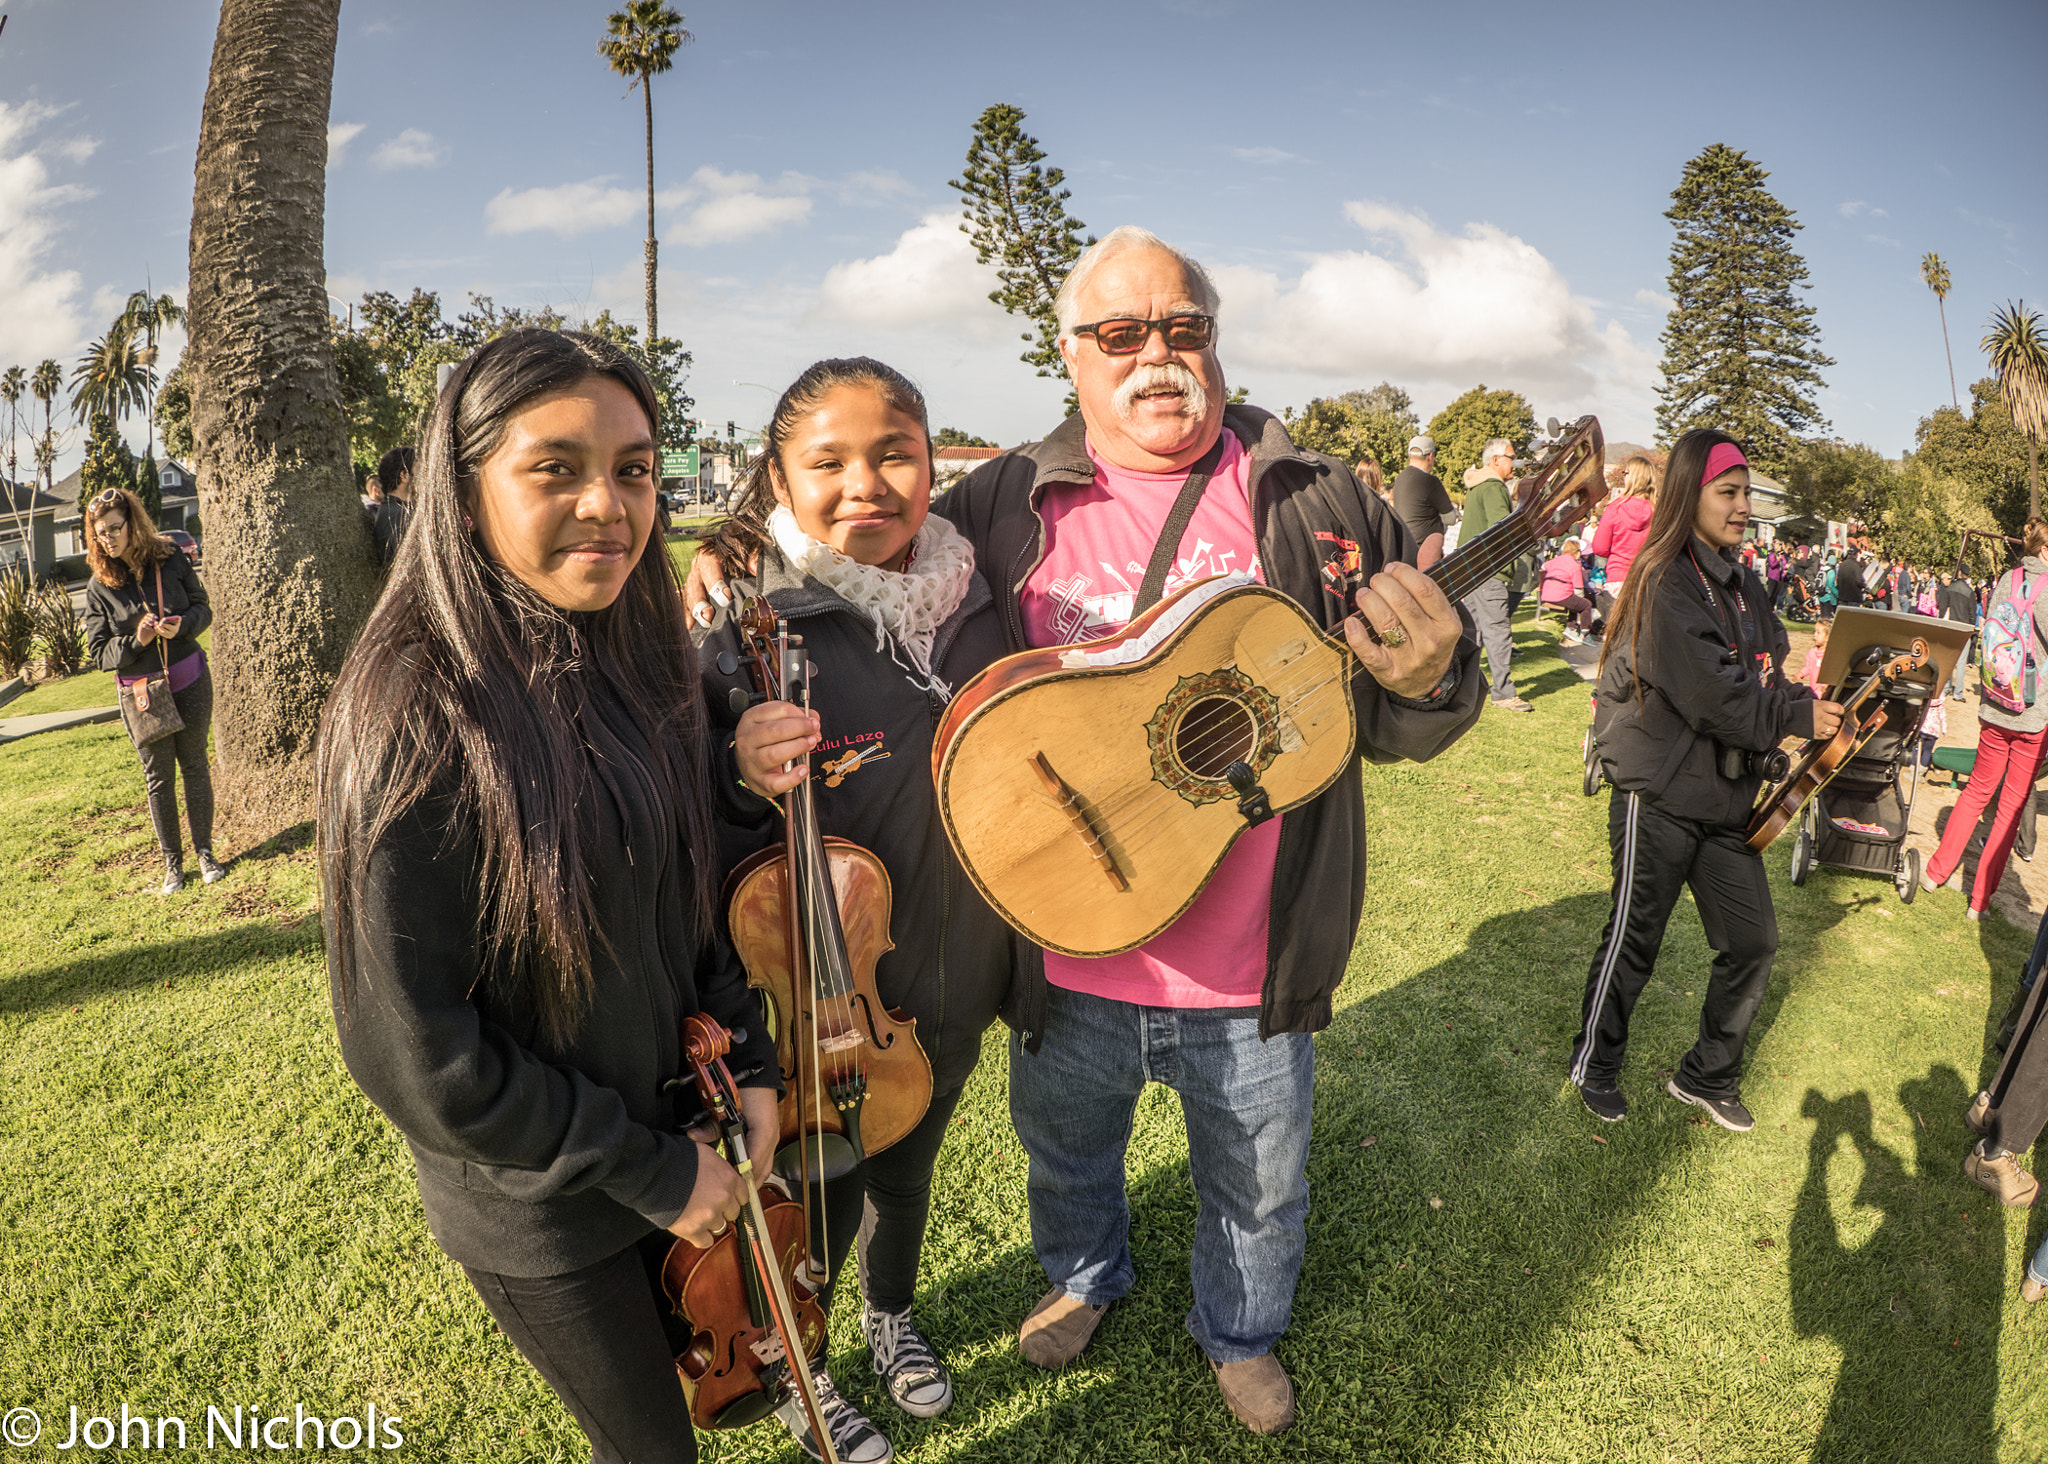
[30,359,61,496]
[1985,300,2048,519]
[69,329,155,427]
[187,0,377,823]
[1,366,23,490]
[120,290,187,465]
[1921,252,1958,411]
[599,2,689,344]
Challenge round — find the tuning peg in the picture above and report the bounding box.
[715,651,739,676]
[728,686,765,717]
[1547,417,1561,437]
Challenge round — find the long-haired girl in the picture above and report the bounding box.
[1571,429,1841,1129]
[698,357,1013,1464]
[82,485,220,893]
[318,329,778,1464]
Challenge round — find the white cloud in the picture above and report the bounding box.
[812,212,1007,334]
[840,169,917,201]
[0,99,95,367]
[484,165,813,245]
[53,136,98,165]
[1634,287,1675,312]
[1864,232,1902,248]
[1206,201,1655,433]
[1230,145,1296,165]
[326,121,364,167]
[371,127,444,171]
[1838,200,1889,220]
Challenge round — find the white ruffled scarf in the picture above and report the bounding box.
[768,504,974,700]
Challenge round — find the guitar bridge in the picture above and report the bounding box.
[1026,752,1128,892]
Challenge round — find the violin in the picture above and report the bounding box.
[721,597,933,1286]
[1746,637,1931,853]
[660,1014,839,1460]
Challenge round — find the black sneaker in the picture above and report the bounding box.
[863,1304,954,1419]
[1666,1079,1754,1132]
[1579,1083,1627,1122]
[777,1368,892,1464]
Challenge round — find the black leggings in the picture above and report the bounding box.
[137,669,214,860]
[464,1231,696,1464]
[809,1083,967,1317]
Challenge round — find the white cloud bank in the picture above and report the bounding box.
[812,212,1008,335]
[485,166,812,245]
[0,100,95,368]
[326,121,365,167]
[372,128,445,170]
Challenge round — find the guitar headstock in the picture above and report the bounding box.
[1512,415,1606,543]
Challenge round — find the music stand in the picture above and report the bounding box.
[1816,608,1974,695]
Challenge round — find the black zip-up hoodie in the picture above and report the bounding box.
[1594,536,1819,828]
[696,548,1017,1095]
[931,405,1485,1044]
[328,666,778,1278]
[83,547,211,676]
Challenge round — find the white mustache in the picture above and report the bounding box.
[1112,361,1209,423]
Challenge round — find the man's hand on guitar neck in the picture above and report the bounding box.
[1344,562,1462,701]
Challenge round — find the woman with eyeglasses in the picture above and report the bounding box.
[81,486,222,894]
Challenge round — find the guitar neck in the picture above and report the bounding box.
[1430,501,1539,604]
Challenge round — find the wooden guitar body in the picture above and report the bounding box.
[934,579,1357,956]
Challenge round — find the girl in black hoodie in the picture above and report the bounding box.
[1572,429,1842,1132]
[319,331,777,1464]
[695,358,1013,1464]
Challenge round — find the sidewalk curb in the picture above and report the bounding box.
[0,704,122,745]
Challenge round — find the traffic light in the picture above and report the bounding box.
[727,420,736,442]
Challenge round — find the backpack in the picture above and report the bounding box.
[1978,568,2048,714]
[1916,585,1937,616]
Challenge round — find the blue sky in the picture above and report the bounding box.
[2,0,2043,478]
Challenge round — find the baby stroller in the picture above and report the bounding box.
[1787,640,1937,900]
[1784,574,1823,624]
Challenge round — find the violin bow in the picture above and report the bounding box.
[682,1014,840,1464]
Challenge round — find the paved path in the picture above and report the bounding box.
[0,704,120,744]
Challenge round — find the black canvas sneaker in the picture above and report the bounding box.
[1578,1083,1628,1123]
[1666,1079,1754,1132]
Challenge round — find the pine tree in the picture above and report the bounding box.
[1655,144,1832,478]
[77,411,138,515]
[950,104,1093,382]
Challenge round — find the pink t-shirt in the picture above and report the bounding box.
[1019,432,1279,1008]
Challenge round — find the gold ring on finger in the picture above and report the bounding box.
[1380,623,1408,649]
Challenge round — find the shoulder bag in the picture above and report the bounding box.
[118,559,186,748]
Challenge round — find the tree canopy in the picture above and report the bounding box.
[1282,382,1419,479]
[950,104,1092,383]
[934,427,995,448]
[1425,385,1538,484]
[1655,144,1832,478]
[1913,377,2034,533]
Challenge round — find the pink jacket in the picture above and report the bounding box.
[1589,496,1654,586]
[1539,553,1586,604]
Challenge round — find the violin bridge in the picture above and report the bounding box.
[1027,751,1128,893]
[817,1032,864,1054]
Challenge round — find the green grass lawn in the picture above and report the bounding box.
[4,622,2044,1462]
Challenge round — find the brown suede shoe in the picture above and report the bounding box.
[1965,1090,1997,1138]
[1963,1146,2040,1207]
[1210,1352,1296,1435]
[2024,1275,2047,1305]
[1018,1288,1108,1369]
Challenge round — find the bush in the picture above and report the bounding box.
[32,580,85,678]
[0,563,34,676]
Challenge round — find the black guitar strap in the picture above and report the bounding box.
[1133,435,1229,616]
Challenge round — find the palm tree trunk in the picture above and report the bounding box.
[186,0,378,830]
[1939,298,1958,411]
[2031,438,2040,523]
[643,77,658,343]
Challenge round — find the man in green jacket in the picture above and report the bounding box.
[1460,438,1531,711]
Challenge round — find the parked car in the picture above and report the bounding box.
[163,529,201,568]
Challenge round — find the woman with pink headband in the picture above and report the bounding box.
[1570,429,1843,1130]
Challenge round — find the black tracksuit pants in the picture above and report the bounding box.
[1570,790,1779,1099]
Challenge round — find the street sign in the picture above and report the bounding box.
[661,447,699,479]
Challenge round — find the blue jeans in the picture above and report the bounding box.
[2031,1231,2048,1292]
[1008,984,1314,1362]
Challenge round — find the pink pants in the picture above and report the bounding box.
[1928,720,2048,911]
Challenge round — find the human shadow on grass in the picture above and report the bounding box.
[832,886,1861,1462]
[1790,1067,1999,1464]
[0,919,322,1018]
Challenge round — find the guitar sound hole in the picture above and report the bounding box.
[1173,696,1256,779]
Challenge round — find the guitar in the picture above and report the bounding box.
[933,416,1608,957]
[1744,638,1931,853]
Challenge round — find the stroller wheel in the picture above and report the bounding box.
[1790,820,1814,887]
[1582,728,1602,797]
[1898,847,1921,904]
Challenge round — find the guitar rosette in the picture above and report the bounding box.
[1144,668,1281,806]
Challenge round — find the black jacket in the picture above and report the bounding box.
[83,547,211,676]
[934,405,1484,1042]
[696,548,1016,1096]
[327,674,777,1278]
[1594,537,1819,828]
[1835,557,1865,608]
[371,496,412,567]
[1943,580,1979,624]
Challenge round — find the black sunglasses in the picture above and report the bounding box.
[1071,313,1215,356]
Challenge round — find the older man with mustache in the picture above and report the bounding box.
[690,226,1482,1435]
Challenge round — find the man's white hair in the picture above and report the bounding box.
[1483,437,1514,463]
[1054,226,1221,339]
